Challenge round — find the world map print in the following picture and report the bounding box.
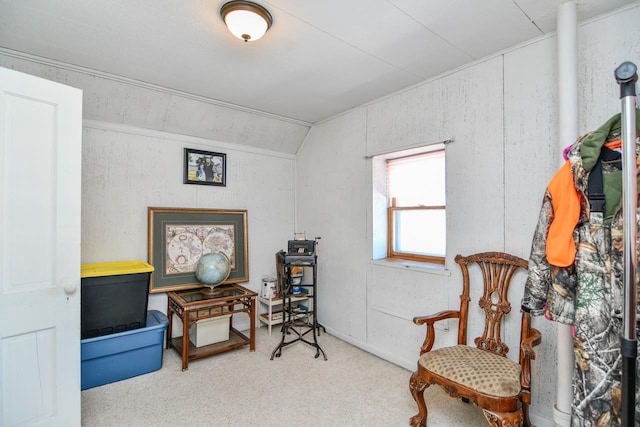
[165,224,235,274]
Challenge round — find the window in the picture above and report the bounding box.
[386,146,445,264]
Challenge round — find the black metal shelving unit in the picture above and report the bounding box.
[270,249,327,360]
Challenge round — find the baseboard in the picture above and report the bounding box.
[530,413,555,427]
[321,325,416,372]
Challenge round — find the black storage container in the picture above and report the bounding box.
[80,261,153,339]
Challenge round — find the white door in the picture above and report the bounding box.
[0,67,82,426]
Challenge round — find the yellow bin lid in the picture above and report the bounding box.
[81,261,154,278]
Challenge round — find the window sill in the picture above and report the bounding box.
[370,258,450,276]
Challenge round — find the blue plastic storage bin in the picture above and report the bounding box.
[81,310,168,390]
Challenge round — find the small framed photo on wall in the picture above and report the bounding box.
[184,148,226,187]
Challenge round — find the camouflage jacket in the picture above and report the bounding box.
[522,111,640,426]
[522,112,640,325]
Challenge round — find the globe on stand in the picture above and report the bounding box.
[195,252,231,298]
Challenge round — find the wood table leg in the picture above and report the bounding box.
[166,305,173,350]
[181,311,189,371]
[249,297,256,351]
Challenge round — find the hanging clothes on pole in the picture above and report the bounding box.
[522,110,640,426]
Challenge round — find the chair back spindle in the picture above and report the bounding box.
[455,253,528,357]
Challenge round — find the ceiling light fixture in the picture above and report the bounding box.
[220,1,273,43]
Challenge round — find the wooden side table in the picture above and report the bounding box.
[166,283,257,371]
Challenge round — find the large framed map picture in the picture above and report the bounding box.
[147,207,248,293]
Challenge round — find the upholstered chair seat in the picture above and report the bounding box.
[419,345,521,398]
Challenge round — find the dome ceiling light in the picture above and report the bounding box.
[220,1,273,43]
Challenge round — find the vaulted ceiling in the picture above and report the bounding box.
[0,0,636,125]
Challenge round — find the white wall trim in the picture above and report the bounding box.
[82,119,297,160]
[369,304,413,321]
[1,47,312,127]
[323,324,415,371]
[369,259,451,275]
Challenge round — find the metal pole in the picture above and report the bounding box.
[555,3,578,425]
[614,60,638,427]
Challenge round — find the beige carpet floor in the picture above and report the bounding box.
[81,326,486,426]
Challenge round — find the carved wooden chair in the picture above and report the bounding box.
[409,252,542,427]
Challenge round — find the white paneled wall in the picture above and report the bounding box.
[295,111,370,341]
[80,122,297,329]
[504,35,561,418]
[296,6,640,427]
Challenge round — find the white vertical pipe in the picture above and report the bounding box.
[558,1,579,160]
[554,2,577,426]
